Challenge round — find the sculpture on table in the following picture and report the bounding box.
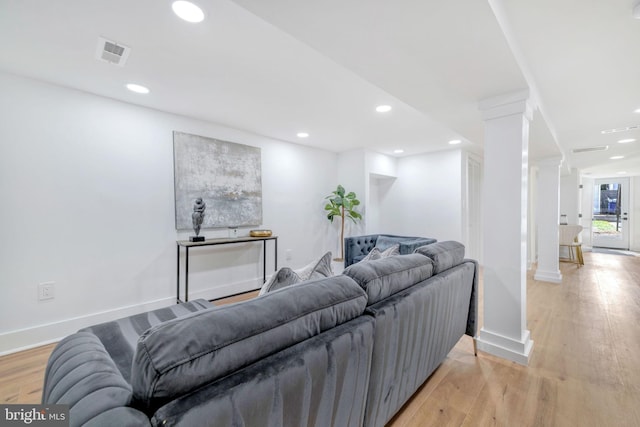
[190,198,206,242]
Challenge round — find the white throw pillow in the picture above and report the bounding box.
[360,244,399,263]
[380,244,400,257]
[361,247,382,262]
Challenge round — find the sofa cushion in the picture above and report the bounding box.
[343,254,434,305]
[130,275,367,414]
[150,316,375,427]
[414,241,465,274]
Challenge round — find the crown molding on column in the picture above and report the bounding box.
[535,155,564,168]
[479,89,533,121]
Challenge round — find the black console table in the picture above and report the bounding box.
[176,236,278,303]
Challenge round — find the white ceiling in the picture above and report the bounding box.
[1,0,638,177]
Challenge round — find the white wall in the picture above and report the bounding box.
[0,72,339,353]
[379,150,463,242]
[630,176,639,252]
[560,168,580,225]
[368,175,396,234]
[579,176,594,248]
[462,152,483,262]
[365,151,397,234]
[528,166,538,268]
[366,151,397,177]
[335,149,367,243]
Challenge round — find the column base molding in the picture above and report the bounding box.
[534,269,562,283]
[476,328,534,366]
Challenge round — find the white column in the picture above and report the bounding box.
[534,157,563,283]
[477,90,534,365]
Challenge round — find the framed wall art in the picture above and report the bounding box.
[173,131,262,230]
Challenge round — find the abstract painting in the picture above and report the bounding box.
[173,131,262,230]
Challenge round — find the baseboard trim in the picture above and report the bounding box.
[186,279,261,302]
[0,278,263,356]
[534,269,562,283]
[476,328,534,366]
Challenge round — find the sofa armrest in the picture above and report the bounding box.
[398,238,437,255]
[83,408,151,427]
[43,332,150,427]
[464,259,480,338]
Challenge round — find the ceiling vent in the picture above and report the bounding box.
[95,37,131,66]
[600,125,640,134]
[572,146,609,154]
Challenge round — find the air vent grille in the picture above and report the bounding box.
[95,37,131,66]
[572,146,609,154]
[601,125,640,134]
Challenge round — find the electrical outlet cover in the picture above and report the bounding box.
[38,282,55,300]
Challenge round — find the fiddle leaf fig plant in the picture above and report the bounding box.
[325,184,362,261]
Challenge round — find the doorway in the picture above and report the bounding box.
[592,177,630,249]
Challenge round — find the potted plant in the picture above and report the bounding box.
[324,184,362,261]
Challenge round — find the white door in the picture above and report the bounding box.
[592,177,630,249]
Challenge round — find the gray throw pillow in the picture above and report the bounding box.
[295,251,333,280]
[258,267,300,295]
[259,251,333,295]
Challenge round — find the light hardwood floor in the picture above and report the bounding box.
[1,251,638,426]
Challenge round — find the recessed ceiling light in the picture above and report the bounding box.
[172,1,205,23]
[296,132,309,138]
[610,155,624,160]
[393,149,404,154]
[617,171,627,174]
[618,138,636,143]
[448,139,462,145]
[126,83,150,94]
[375,105,392,113]
[635,108,640,113]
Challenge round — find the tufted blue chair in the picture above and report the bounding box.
[344,234,437,267]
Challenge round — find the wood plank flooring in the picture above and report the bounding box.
[1,251,638,426]
[389,250,640,427]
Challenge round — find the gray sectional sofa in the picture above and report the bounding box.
[42,241,478,427]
